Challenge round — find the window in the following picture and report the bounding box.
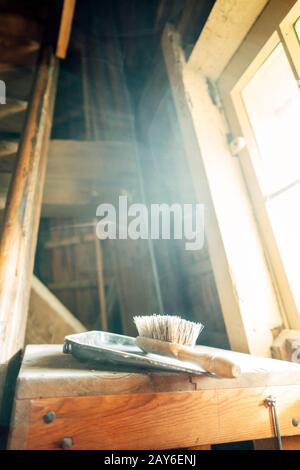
[241,42,300,196]
[240,41,300,311]
[228,1,300,325]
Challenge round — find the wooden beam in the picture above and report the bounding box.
[271,329,300,361]
[0,38,39,66]
[0,65,34,101]
[44,140,138,215]
[0,99,27,133]
[0,181,126,218]
[155,0,185,31]
[94,234,108,331]
[0,141,18,159]
[187,0,270,79]
[0,140,138,177]
[0,47,59,365]
[25,276,86,345]
[162,25,283,356]
[47,279,98,291]
[0,140,139,215]
[56,0,76,59]
[47,140,137,179]
[177,0,214,39]
[0,14,42,42]
[44,232,94,249]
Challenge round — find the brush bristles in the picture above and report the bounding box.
[134,315,204,346]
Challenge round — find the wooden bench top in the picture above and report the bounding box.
[16,344,300,399]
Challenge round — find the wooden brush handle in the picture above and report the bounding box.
[178,347,241,378]
[136,336,241,378]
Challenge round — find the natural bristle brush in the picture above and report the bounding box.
[134,315,241,379]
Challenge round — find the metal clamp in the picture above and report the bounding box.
[265,395,282,450]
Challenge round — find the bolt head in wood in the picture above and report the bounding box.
[61,437,73,449]
[292,417,299,427]
[43,411,56,424]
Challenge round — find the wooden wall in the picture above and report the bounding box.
[33,0,227,347]
[35,219,121,332]
[35,1,161,336]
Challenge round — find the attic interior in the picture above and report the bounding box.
[34,0,224,349]
[1,0,300,452]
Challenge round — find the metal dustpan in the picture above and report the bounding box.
[63,330,206,375]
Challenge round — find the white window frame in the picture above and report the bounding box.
[229,3,300,329]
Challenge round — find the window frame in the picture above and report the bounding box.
[279,0,300,79]
[221,1,300,328]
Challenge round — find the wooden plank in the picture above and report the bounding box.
[44,235,81,249]
[44,233,94,249]
[25,276,86,345]
[218,386,300,444]
[94,234,108,331]
[162,25,284,356]
[0,98,27,133]
[56,0,76,59]
[0,65,34,101]
[0,47,59,366]
[22,385,300,449]
[41,188,124,217]
[37,219,103,330]
[46,140,137,179]
[271,329,300,361]
[0,140,18,159]
[48,279,98,291]
[14,345,300,398]
[0,140,139,213]
[0,141,18,171]
[0,38,39,66]
[26,390,219,450]
[188,0,270,79]
[0,193,123,218]
[13,345,196,401]
[0,98,27,115]
[0,14,42,42]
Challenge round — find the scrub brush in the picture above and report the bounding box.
[134,314,241,378]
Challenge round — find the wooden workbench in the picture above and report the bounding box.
[8,345,300,450]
